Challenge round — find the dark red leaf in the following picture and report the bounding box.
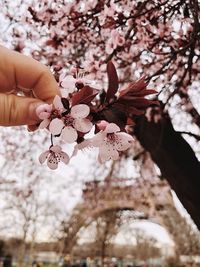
[113,102,145,116]
[116,76,158,116]
[127,117,135,125]
[71,86,99,106]
[118,97,159,108]
[127,106,145,115]
[105,61,119,103]
[119,77,147,97]
[119,96,154,102]
[125,89,157,97]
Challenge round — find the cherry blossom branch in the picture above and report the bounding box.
[177,131,200,141]
[147,54,177,82]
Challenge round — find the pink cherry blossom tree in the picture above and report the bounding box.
[0,0,200,229]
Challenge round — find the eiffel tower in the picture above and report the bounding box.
[62,151,200,256]
[61,176,200,256]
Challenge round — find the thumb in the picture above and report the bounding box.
[0,93,44,126]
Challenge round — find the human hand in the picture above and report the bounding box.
[0,46,60,130]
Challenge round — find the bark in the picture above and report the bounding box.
[134,114,200,229]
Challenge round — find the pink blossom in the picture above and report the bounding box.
[39,145,69,170]
[106,30,125,54]
[111,30,125,47]
[50,104,93,143]
[83,0,98,11]
[96,120,109,131]
[36,103,52,121]
[36,95,65,135]
[60,70,93,97]
[104,2,116,17]
[91,122,134,163]
[99,3,116,25]
[36,96,93,140]
[105,38,115,54]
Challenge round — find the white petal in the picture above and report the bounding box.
[61,75,76,89]
[39,119,50,129]
[99,147,110,162]
[99,145,119,162]
[53,95,63,110]
[49,118,64,135]
[60,126,78,143]
[117,132,134,142]
[50,145,62,153]
[78,139,92,150]
[60,152,70,164]
[98,153,103,164]
[91,132,105,147]
[71,144,79,158]
[39,111,50,120]
[71,139,92,157]
[59,72,66,82]
[105,123,120,133]
[39,151,49,164]
[110,150,119,160]
[47,154,58,170]
[71,104,90,119]
[74,118,93,133]
[60,88,70,98]
[115,132,134,151]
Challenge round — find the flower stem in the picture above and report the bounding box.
[50,134,54,147]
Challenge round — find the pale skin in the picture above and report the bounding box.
[0,46,60,130]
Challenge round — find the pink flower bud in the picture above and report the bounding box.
[96,120,109,131]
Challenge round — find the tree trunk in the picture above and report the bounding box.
[134,114,200,229]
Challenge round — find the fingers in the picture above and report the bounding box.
[0,46,60,103]
[0,93,44,126]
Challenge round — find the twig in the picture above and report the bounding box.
[177,131,200,141]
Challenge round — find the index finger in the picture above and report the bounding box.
[0,46,60,103]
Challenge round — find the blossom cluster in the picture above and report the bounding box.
[2,0,198,130]
[36,62,157,169]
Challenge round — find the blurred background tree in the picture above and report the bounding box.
[0,0,199,266]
